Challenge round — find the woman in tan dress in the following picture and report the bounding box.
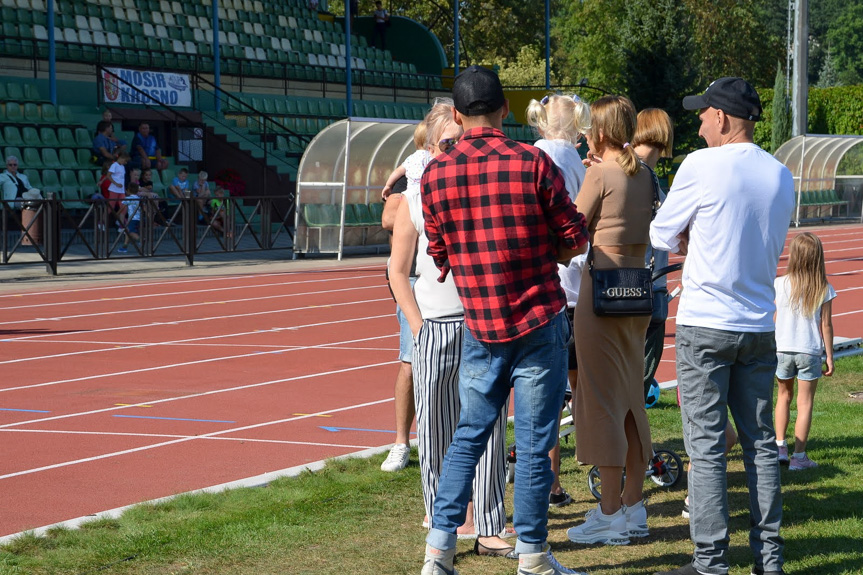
[566,95,655,546]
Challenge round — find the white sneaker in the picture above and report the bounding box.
[518,547,586,575]
[624,500,649,538]
[381,443,410,472]
[566,504,630,545]
[421,545,457,575]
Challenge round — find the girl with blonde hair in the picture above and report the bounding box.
[773,231,836,470]
[566,95,655,546]
[525,93,592,508]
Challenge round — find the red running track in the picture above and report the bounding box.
[0,225,862,539]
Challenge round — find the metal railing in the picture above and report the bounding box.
[1,195,295,275]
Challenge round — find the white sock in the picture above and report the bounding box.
[792,451,806,459]
[776,439,787,447]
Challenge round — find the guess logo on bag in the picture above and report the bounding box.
[603,287,645,298]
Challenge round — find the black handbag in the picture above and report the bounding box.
[589,164,662,317]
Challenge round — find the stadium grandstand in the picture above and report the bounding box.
[0,0,537,269]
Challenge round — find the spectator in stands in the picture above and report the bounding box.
[209,185,230,234]
[139,168,154,194]
[307,0,319,10]
[118,182,143,254]
[98,164,112,198]
[131,122,168,173]
[128,168,141,187]
[169,167,190,199]
[107,153,130,226]
[99,110,128,151]
[93,121,125,166]
[193,170,213,222]
[372,1,390,50]
[2,155,33,206]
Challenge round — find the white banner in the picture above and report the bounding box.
[102,67,192,107]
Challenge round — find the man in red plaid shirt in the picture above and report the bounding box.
[419,65,589,575]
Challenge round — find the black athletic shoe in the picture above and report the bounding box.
[549,489,572,508]
[751,568,785,575]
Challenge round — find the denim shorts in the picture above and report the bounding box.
[394,276,417,363]
[776,351,822,381]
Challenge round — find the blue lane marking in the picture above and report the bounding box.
[320,426,416,434]
[0,408,51,413]
[112,415,235,423]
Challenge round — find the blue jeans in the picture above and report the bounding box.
[426,311,570,555]
[677,325,784,575]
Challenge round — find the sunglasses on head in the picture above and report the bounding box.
[540,94,582,106]
[438,138,459,152]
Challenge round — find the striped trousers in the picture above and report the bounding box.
[413,317,508,537]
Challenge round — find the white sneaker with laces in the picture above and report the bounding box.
[566,504,630,545]
[789,453,818,470]
[421,545,457,575]
[381,443,410,472]
[517,547,586,575]
[624,500,649,538]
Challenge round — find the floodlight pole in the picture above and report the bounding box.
[545,0,550,90]
[791,0,808,136]
[48,0,56,105]
[345,0,353,117]
[453,0,459,75]
[213,0,221,113]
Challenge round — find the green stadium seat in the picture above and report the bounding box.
[76,148,93,168]
[58,105,74,124]
[5,102,23,123]
[78,169,98,195]
[23,168,41,189]
[23,147,43,168]
[60,169,82,205]
[39,127,59,148]
[0,83,6,100]
[56,127,76,148]
[58,148,76,168]
[41,148,62,169]
[3,127,25,147]
[23,84,41,102]
[75,128,92,148]
[41,169,61,196]
[22,126,42,147]
[40,103,58,123]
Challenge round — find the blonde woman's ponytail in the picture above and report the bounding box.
[525,98,548,137]
[618,143,641,177]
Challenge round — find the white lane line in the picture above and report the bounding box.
[0,395,395,480]
[0,334,396,395]
[0,264,387,300]
[0,428,375,449]
[0,313,393,365]
[0,296,392,342]
[0,274,383,312]
[0,284,386,328]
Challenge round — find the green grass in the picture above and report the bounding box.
[2,357,862,575]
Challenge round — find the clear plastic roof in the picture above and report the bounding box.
[294,118,419,258]
[774,135,863,191]
[297,118,419,200]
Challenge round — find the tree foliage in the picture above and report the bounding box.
[772,63,791,152]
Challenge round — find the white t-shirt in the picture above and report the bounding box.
[650,143,795,332]
[402,149,431,192]
[534,139,587,307]
[108,161,125,195]
[774,276,836,355]
[405,188,463,319]
[122,194,143,221]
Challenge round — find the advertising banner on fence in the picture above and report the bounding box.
[102,68,192,107]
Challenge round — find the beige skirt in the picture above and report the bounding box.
[573,252,652,467]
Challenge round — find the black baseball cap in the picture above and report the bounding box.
[452,65,506,116]
[682,77,762,122]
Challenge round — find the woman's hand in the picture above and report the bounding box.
[582,152,603,168]
[381,185,393,201]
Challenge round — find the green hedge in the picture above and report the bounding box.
[756,85,863,152]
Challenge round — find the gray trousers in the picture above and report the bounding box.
[676,325,784,575]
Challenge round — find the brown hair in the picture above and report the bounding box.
[632,108,674,158]
[786,232,829,318]
[590,95,640,176]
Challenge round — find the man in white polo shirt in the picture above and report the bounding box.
[650,77,795,575]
